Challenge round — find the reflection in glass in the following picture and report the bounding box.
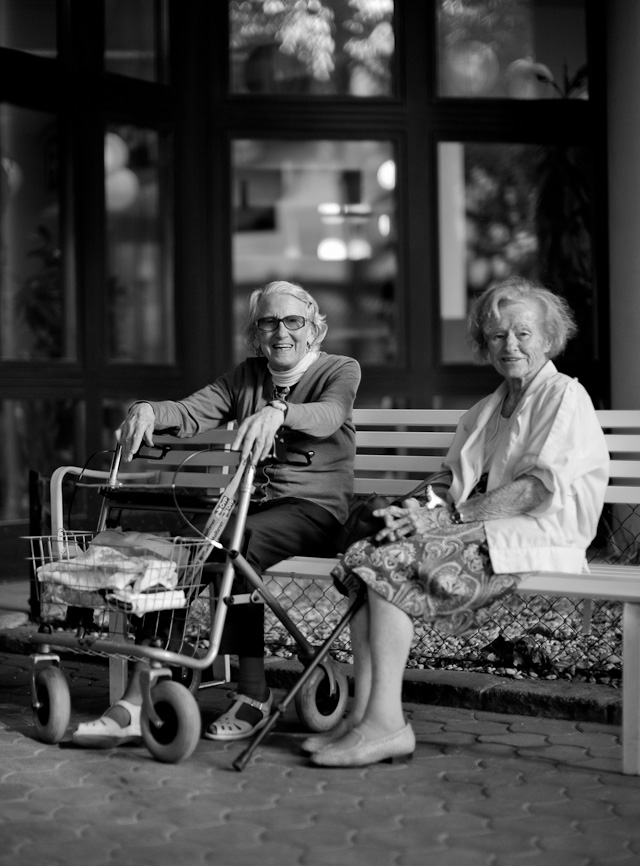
[437,0,588,100]
[0,106,71,360]
[231,139,398,365]
[0,398,82,526]
[104,0,166,82]
[105,126,174,364]
[438,141,593,364]
[0,0,57,57]
[229,0,394,97]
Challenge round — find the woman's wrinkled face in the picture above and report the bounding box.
[254,294,315,371]
[485,300,552,391]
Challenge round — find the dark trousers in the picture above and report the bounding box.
[137,498,341,657]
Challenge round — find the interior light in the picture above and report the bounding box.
[318,203,342,216]
[104,132,129,174]
[376,159,396,190]
[378,214,391,237]
[317,237,348,261]
[347,238,372,260]
[345,203,372,216]
[106,167,140,211]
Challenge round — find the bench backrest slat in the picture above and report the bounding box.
[352,408,465,427]
[105,409,640,507]
[355,430,454,448]
[106,427,239,494]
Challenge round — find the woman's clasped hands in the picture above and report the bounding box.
[373,490,449,543]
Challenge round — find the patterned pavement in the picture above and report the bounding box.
[1,649,639,866]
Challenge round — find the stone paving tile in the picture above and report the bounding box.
[493,851,590,866]
[301,845,411,866]
[538,830,639,860]
[403,812,490,836]
[613,801,640,817]
[400,848,494,866]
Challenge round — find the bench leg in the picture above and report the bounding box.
[623,602,640,775]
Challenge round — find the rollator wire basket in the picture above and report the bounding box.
[26,529,214,649]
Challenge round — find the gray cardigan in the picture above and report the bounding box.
[146,353,361,523]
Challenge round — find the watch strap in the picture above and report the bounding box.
[268,399,288,415]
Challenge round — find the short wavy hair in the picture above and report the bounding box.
[244,280,328,354]
[467,277,578,363]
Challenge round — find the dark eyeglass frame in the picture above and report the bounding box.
[255,315,307,332]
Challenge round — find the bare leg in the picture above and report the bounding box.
[357,588,413,738]
[72,665,144,746]
[344,589,371,725]
[309,589,415,766]
[102,667,143,726]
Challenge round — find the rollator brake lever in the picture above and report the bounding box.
[265,435,314,467]
[132,443,173,461]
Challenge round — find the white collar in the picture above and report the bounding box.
[268,351,319,389]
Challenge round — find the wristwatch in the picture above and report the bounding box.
[451,505,464,524]
[268,399,288,416]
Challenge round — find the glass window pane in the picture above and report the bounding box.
[105,126,174,364]
[0,397,83,527]
[0,105,73,360]
[0,0,56,58]
[230,0,395,97]
[231,139,398,365]
[438,141,594,364]
[104,0,166,82]
[437,0,588,100]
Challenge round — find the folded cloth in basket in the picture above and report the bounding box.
[104,588,187,617]
[41,583,107,610]
[37,545,179,593]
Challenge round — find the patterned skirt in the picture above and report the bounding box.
[331,507,523,636]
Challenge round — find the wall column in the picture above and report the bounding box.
[607,0,640,408]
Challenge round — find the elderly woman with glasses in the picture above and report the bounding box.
[72,280,361,748]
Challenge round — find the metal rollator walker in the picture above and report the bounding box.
[23,435,361,766]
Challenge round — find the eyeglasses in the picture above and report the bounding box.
[256,316,307,332]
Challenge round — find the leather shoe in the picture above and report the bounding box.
[310,723,415,768]
[299,717,354,755]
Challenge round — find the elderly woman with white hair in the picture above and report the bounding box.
[304,277,609,768]
[73,280,361,748]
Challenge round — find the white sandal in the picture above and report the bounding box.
[204,691,273,741]
[71,699,142,748]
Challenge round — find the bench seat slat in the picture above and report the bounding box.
[518,570,640,603]
[603,487,640,504]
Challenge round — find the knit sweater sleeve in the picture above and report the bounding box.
[283,355,361,437]
[142,365,253,436]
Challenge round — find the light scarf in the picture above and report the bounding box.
[268,351,319,390]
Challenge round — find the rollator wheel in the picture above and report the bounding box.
[295,662,349,732]
[33,665,71,744]
[171,664,202,695]
[140,679,201,763]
